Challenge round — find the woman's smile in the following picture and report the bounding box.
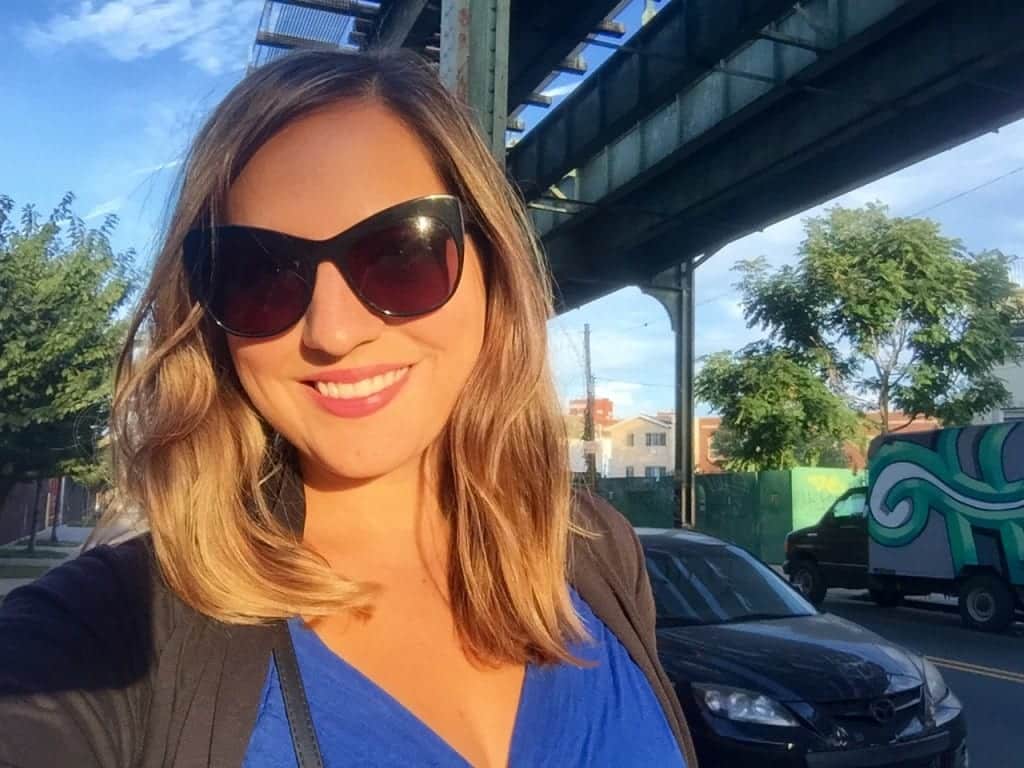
[302,363,413,418]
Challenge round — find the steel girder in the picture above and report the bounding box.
[366,0,627,114]
[507,0,799,199]
[537,0,1024,309]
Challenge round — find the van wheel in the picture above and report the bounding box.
[790,561,826,605]
[869,587,903,607]
[959,573,1014,632]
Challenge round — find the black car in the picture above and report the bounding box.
[638,528,968,768]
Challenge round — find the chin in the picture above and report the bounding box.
[301,438,430,485]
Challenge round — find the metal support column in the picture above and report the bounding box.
[440,0,511,165]
[642,261,695,528]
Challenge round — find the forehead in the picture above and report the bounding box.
[226,100,449,237]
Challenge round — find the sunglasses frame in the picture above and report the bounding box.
[183,194,466,338]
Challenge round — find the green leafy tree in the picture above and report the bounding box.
[736,203,1023,432]
[696,345,859,471]
[0,193,136,549]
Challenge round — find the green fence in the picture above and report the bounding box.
[590,477,676,528]
[589,469,865,563]
[696,468,865,562]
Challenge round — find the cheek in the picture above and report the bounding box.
[226,336,291,409]
[444,250,487,370]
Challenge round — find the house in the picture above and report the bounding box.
[564,413,612,476]
[695,416,723,474]
[567,397,616,427]
[974,323,1024,424]
[603,414,674,479]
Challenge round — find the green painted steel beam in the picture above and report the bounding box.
[256,30,342,51]
[440,0,511,164]
[508,0,799,201]
[542,0,1024,311]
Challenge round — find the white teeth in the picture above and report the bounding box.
[313,367,408,400]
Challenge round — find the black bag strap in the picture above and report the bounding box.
[273,621,325,768]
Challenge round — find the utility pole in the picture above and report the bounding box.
[582,324,598,488]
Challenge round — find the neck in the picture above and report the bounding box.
[299,452,449,575]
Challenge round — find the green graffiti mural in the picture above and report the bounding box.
[868,423,1024,586]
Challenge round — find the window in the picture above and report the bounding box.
[626,433,635,447]
[645,466,667,479]
[1004,408,1024,422]
[625,466,635,478]
[645,545,814,627]
[831,492,867,520]
[645,432,666,447]
[707,441,723,462]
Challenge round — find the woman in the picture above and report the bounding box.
[0,50,696,767]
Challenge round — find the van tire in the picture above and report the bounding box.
[790,561,826,605]
[959,573,1014,633]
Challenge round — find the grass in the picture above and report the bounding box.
[0,564,52,580]
[0,548,70,560]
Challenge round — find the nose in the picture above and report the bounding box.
[300,261,385,357]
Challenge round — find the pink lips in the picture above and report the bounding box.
[302,364,412,418]
[305,363,411,384]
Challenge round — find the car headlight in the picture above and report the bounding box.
[693,683,798,727]
[922,658,949,703]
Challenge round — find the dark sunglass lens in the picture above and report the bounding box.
[346,218,459,315]
[208,230,310,336]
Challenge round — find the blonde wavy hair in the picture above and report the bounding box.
[108,49,583,665]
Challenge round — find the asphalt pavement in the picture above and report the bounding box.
[823,590,1023,768]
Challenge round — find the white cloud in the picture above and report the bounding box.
[25,0,264,74]
[594,379,644,414]
[128,158,183,176]
[84,196,125,220]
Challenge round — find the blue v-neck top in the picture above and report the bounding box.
[243,589,685,767]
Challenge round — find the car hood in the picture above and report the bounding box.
[787,525,818,540]
[657,613,923,703]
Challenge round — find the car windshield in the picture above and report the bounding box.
[644,541,816,627]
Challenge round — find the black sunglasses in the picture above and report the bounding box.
[183,194,465,338]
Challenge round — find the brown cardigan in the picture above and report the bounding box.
[0,474,697,767]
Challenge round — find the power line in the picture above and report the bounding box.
[696,291,735,307]
[910,163,1024,217]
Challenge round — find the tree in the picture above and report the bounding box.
[0,193,135,549]
[695,345,859,471]
[736,203,1023,432]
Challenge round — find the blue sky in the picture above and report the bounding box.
[5,1,1024,420]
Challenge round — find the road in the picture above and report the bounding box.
[823,591,1023,768]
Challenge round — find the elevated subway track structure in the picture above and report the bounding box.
[250,0,1024,525]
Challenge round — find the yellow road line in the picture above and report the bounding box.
[926,655,1024,685]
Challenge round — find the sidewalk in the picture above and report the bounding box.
[0,525,93,598]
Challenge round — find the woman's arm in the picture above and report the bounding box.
[0,543,153,767]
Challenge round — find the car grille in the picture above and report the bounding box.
[821,685,922,719]
[817,685,924,746]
